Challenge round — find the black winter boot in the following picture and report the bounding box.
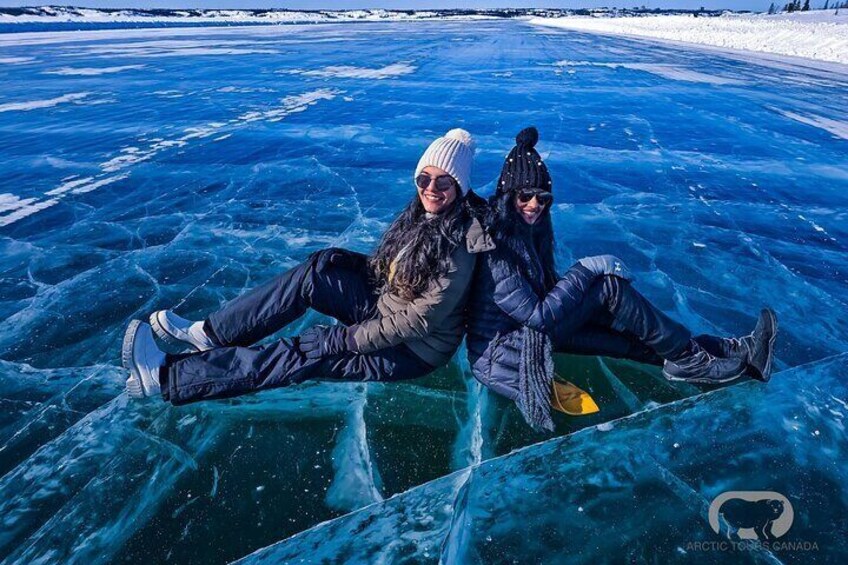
[662,340,748,385]
[693,309,778,382]
[595,276,757,385]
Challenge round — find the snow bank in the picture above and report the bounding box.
[530,10,848,66]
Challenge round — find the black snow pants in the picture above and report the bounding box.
[159,249,435,406]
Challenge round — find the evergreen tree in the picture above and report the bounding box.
[823,0,829,9]
[802,0,810,10]
[768,2,776,13]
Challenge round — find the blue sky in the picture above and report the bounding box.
[0,2,784,12]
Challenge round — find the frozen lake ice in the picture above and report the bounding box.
[0,19,846,563]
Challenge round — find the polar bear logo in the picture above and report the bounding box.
[708,491,794,540]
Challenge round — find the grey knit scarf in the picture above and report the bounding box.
[518,326,555,432]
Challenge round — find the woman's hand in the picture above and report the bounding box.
[299,325,355,360]
[316,248,368,273]
[577,255,632,281]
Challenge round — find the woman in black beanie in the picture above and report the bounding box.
[465,127,777,431]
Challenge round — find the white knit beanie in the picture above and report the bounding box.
[414,128,476,193]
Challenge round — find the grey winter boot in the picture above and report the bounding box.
[123,320,166,399]
[150,310,219,352]
[694,309,778,382]
[662,340,748,385]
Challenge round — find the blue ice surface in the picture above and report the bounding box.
[0,18,846,564]
[239,354,848,564]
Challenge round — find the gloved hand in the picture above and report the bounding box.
[299,325,355,360]
[577,255,632,281]
[316,248,369,273]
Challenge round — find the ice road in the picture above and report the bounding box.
[0,19,846,564]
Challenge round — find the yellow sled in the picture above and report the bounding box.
[551,378,600,416]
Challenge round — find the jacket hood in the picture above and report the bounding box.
[465,216,496,254]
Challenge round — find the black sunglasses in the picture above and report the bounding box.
[516,190,553,206]
[416,173,456,192]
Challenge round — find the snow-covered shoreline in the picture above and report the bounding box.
[530,10,848,66]
[3,7,847,69]
[0,7,515,25]
[0,7,498,24]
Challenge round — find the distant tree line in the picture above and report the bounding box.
[768,0,848,12]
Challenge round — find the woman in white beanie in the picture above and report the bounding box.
[121,129,494,405]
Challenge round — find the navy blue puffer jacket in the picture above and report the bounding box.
[466,218,597,401]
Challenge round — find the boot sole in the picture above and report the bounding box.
[122,320,144,398]
[662,368,748,386]
[749,309,778,383]
[150,310,200,353]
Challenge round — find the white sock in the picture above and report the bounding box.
[189,321,219,350]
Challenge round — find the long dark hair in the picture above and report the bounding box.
[370,194,467,300]
[489,191,558,292]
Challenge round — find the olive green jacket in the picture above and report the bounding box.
[351,217,495,367]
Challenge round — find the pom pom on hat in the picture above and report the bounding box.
[444,128,476,152]
[515,126,538,149]
[414,128,476,193]
[496,126,551,196]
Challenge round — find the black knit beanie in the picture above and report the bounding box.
[496,126,552,197]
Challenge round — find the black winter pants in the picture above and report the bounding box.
[551,274,693,365]
[160,249,435,406]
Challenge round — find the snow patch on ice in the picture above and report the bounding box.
[0,193,35,214]
[283,63,416,80]
[135,47,278,58]
[772,107,848,141]
[69,174,129,195]
[217,86,275,93]
[0,92,90,113]
[46,175,107,196]
[55,39,283,59]
[797,214,837,242]
[102,89,340,173]
[0,198,60,227]
[152,90,184,98]
[1,173,130,227]
[43,65,146,76]
[626,63,742,84]
[0,88,340,227]
[553,60,742,85]
[0,56,35,64]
